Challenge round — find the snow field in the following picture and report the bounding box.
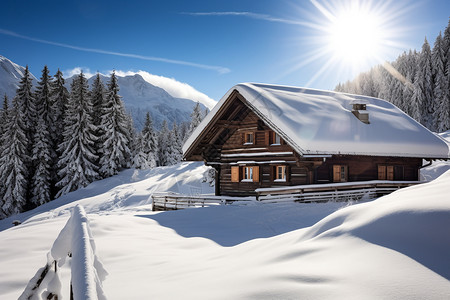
[0,161,449,299]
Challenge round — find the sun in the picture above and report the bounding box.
[327,5,384,66]
[282,0,408,87]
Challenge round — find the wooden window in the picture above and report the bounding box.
[274,165,286,181]
[378,165,386,180]
[242,166,259,182]
[231,166,240,182]
[244,132,254,145]
[387,166,394,181]
[333,165,348,182]
[270,132,281,145]
[378,165,399,181]
[269,131,283,145]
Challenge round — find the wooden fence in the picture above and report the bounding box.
[255,180,420,203]
[19,205,107,300]
[151,193,254,211]
[152,181,421,211]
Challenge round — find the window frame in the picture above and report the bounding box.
[274,165,286,182]
[333,165,348,182]
[244,132,254,145]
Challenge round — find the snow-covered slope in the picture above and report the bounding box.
[1,160,450,299]
[0,55,36,99]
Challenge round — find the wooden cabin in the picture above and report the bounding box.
[183,83,449,197]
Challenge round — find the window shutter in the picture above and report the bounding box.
[285,165,290,182]
[387,166,394,181]
[265,131,270,145]
[253,166,260,182]
[231,166,240,182]
[241,133,245,145]
[378,165,386,180]
[333,165,340,182]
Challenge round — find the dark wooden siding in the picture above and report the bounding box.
[315,156,421,183]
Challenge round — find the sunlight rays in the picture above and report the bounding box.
[285,0,416,87]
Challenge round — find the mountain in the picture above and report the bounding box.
[0,55,36,99]
[0,54,208,130]
[66,73,208,130]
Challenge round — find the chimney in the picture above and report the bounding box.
[352,103,370,124]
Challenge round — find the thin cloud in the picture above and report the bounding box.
[182,11,315,27]
[114,70,217,109]
[0,28,230,74]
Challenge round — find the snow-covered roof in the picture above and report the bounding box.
[183,83,449,159]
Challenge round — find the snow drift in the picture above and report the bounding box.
[0,163,449,299]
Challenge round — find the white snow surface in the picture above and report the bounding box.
[1,161,450,299]
[184,83,449,159]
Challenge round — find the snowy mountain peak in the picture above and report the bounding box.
[0,55,34,99]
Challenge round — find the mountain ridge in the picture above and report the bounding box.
[0,54,208,130]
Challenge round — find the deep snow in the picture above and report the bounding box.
[0,159,449,299]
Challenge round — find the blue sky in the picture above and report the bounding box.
[1,0,450,102]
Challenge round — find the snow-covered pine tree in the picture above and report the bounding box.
[133,112,158,169]
[171,121,183,164]
[16,66,36,152]
[420,38,434,129]
[185,101,203,142]
[0,95,9,218]
[124,112,136,168]
[431,32,449,132]
[410,38,433,126]
[30,66,54,206]
[0,95,30,217]
[98,71,131,177]
[132,132,148,169]
[158,120,170,166]
[50,69,69,149]
[90,73,107,159]
[56,72,99,197]
[0,95,9,150]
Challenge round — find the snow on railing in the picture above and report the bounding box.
[19,205,107,300]
[152,181,422,211]
[151,192,255,211]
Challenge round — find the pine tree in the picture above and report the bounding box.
[30,66,54,206]
[56,72,99,197]
[16,66,36,152]
[98,71,131,177]
[185,102,203,141]
[172,122,183,164]
[133,112,158,169]
[0,95,9,219]
[0,95,9,150]
[158,120,170,166]
[0,95,30,216]
[431,32,449,132]
[50,69,69,149]
[90,73,107,159]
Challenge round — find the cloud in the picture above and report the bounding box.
[0,28,230,74]
[63,67,96,79]
[182,11,311,27]
[114,70,217,109]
